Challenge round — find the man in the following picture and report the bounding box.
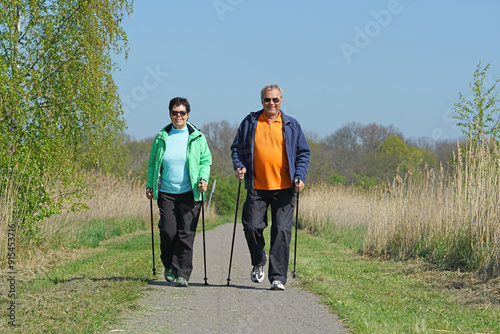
[231,84,310,290]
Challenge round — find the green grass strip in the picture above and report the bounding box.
[292,231,500,333]
[1,216,226,333]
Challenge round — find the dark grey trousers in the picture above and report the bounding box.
[157,190,201,281]
[241,188,294,284]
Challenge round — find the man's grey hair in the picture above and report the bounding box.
[260,84,283,101]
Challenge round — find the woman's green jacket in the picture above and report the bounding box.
[146,122,212,201]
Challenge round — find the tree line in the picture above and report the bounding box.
[102,120,460,216]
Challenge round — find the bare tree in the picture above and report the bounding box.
[201,120,238,175]
[356,123,403,152]
[323,122,363,179]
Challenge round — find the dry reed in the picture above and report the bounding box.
[1,171,149,270]
[299,182,377,232]
[300,138,500,277]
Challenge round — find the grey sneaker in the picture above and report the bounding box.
[176,277,188,287]
[251,266,265,283]
[164,268,175,282]
[270,280,285,290]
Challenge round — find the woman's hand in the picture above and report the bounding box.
[198,179,208,193]
[146,187,153,200]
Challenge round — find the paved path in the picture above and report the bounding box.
[109,223,348,333]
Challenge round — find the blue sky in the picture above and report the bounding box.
[112,0,500,142]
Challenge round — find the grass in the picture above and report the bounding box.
[0,213,226,334]
[3,213,498,333]
[46,217,147,249]
[292,230,500,333]
[3,232,152,333]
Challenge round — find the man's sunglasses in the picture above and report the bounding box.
[264,98,280,103]
[171,111,188,116]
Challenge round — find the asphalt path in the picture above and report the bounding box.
[109,223,348,333]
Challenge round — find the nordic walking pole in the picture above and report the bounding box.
[200,178,208,286]
[150,197,156,276]
[227,178,242,286]
[292,178,300,278]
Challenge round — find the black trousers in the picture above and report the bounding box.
[241,188,294,284]
[157,190,201,281]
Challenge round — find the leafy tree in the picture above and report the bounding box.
[306,139,337,184]
[0,1,132,238]
[364,135,409,181]
[453,62,500,139]
[407,137,458,168]
[364,135,437,182]
[329,173,346,185]
[206,172,244,216]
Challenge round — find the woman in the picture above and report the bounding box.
[146,97,212,287]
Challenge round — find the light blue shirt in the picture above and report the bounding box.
[159,126,191,194]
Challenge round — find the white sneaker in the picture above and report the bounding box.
[250,266,265,283]
[270,280,285,290]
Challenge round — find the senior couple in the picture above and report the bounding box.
[145,84,311,290]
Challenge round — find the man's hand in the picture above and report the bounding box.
[235,167,246,180]
[146,187,153,200]
[198,179,208,193]
[294,179,304,192]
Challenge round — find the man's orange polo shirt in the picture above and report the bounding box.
[253,112,292,190]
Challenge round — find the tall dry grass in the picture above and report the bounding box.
[299,183,377,232]
[1,171,149,270]
[300,138,500,278]
[42,172,149,227]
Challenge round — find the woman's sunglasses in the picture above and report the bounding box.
[171,111,188,116]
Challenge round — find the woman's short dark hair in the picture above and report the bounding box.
[169,97,190,113]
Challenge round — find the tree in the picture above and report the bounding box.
[356,123,403,152]
[453,62,500,139]
[201,120,238,176]
[365,135,436,182]
[0,0,133,238]
[322,122,403,184]
[323,122,363,182]
[306,139,337,184]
